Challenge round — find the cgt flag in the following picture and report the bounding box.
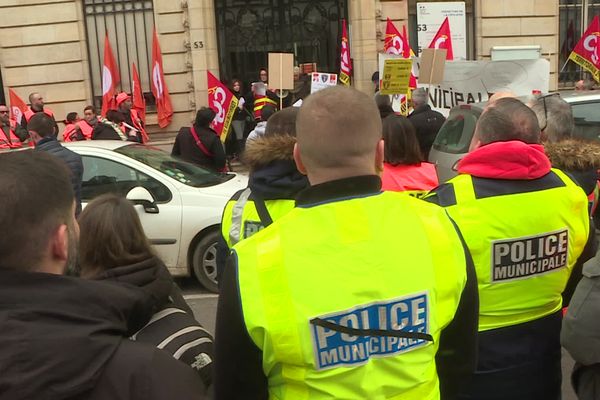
[9,89,28,125]
[151,29,174,128]
[207,71,238,143]
[428,17,454,61]
[132,63,146,123]
[340,19,352,86]
[101,33,120,116]
[569,15,600,82]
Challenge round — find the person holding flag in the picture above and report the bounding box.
[172,107,226,172]
[428,17,454,61]
[568,15,600,83]
[339,19,352,86]
[116,92,148,143]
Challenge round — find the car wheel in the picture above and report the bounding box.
[192,230,220,293]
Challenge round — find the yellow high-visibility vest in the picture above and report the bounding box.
[441,169,589,331]
[234,191,467,399]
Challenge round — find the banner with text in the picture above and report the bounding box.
[207,71,239,143]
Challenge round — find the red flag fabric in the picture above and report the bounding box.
[151,29,173,128]
[207,71,239,143]
[340,19,352,86]
[8,89,28,125]
[569,16,600,82]
[132,63,146,123]
[428,17,454,61]
[384,19,408,57]
[101,33,120,116]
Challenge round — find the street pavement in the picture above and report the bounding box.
[179,278,578,400]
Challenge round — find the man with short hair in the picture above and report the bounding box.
[408,87,445,159]
[427,97,592,400]
[28,112,83,217]
[21,92,58,136]
[116,92,148,143]
[0,150,206,399]
[215,86,478,399]
[0,104,28,149]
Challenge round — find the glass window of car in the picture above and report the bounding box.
[81,155,172,203]
[116,145,233,187]
[432,109,480,154]
[571,102,600,141]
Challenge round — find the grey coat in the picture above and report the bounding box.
[562,248,600,399]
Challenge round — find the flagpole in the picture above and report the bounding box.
[279,54,283,110]
[559,58,570,74]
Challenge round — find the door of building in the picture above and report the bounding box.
[215,0,348,88]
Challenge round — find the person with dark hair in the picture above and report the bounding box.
[0,103,28,149]
[92,109,128,141]
[227,79,252,159]
[29,112,83,217]
[426,97,594,400]
[215,86,478,399]
[408,87,445,159]
[78,194,214,391]
[374,93,395,119]
[381,115,438,195]
[218,107,308,280]
[0,151,206,400]
[21,92,59,136]
[371,71,380,94]
[250,68,279,121]
[116,92,149,143]
[172,107,226,171]
[62,112,84,142]
[246,104,276,142]
[64,105,99,142]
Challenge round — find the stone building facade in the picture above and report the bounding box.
[0,0,575,137]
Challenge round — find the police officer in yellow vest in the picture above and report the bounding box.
[426,98,595,400]
[217,108,308,281]
[215,86,478,400]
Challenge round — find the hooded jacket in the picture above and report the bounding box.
[544,139,600,197]
[0,267,205,400]
[92,256,214,389]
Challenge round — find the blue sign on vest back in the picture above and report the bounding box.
[310,293,430,370]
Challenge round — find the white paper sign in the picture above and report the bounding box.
[310,72,338,94]
[417,2,466,60]
[417,59,550,116]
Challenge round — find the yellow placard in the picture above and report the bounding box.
[380,59,413,95]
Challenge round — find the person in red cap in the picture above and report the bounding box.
[116,92,148,143]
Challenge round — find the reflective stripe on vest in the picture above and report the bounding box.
[253,95,278,119]
[235,191,467,399]
[445,169,589,331]
[221,192,296,248]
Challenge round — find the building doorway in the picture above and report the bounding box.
[215,0,348,88]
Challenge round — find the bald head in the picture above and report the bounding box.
[295,86,383,183]
[472,97,540,150]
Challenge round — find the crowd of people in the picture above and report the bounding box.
[2,73,600,400]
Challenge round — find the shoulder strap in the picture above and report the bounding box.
[251,192,274,227]
[190,126,214,157]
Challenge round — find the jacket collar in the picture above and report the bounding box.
[296,175,382,207]
[457,140,551,180]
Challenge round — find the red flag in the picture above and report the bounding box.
[151,29,173,128]
[569,16,600,82]
[428,17,454,61]
[207,71,239,143]
[132,63,146,123]
[8,89,28,125]
[384,19,408,57]
[340,19,352,86]
[101,33,120,116]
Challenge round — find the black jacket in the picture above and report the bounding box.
[172,125,226,171]
[215,176,478,400]
[35,137,83,216]
[0,268,206,400]
[93,256,214,389]
[408,105,446,159]
[92,121,129,141]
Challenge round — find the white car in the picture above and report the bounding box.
[65,141,247,292]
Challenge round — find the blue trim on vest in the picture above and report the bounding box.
[472,171,566,200]
[296,191,384,209]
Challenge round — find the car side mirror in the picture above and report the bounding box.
[126,186,159,214]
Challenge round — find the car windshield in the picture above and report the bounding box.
[116,144,233,187]
[433,109,480,154]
